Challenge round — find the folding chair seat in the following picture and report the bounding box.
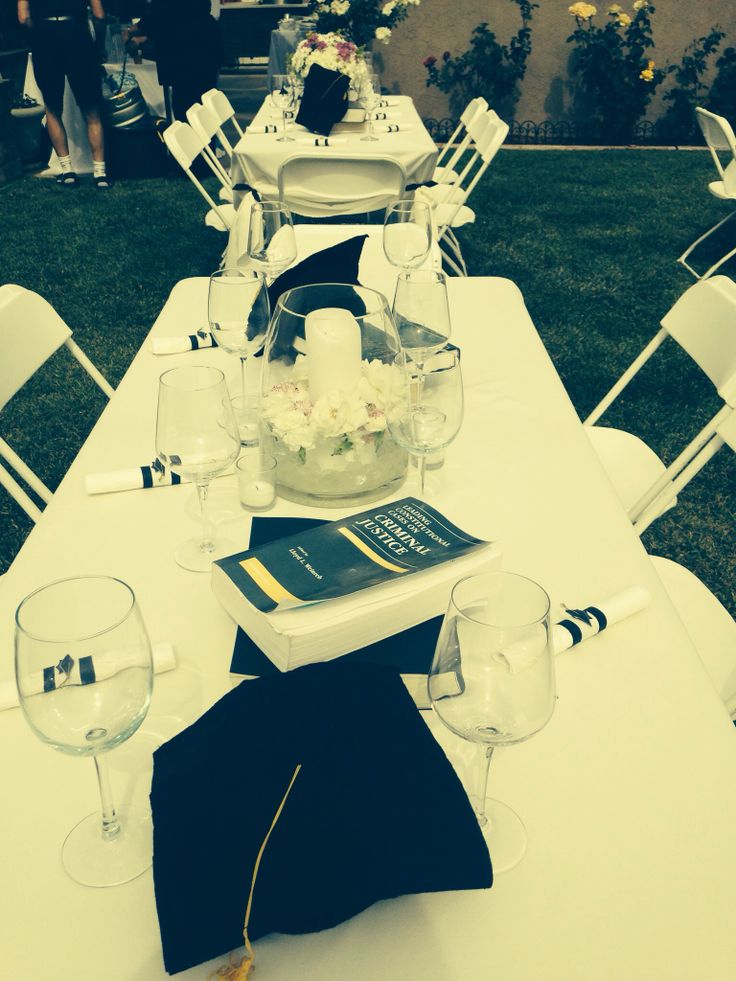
[584,276,736,534]
[162,120,236,232]
[678,108,736,281]
[651,555,736,719]
[186,102,234,203]
[0,284,114,522]
[277,154,406,218]
[416,109,509,276]
[432,96,488,185]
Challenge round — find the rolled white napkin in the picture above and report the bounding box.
[296,136,348,147]
[368,110,401,121]
[0,641,176,711]
[373,123,413,134]
[86,460,187,495]
[151,332,216,355]
[375,98,400,109]
[246,123,280,135]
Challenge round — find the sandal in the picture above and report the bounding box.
[56,171,79,187]
[93,175,114,189]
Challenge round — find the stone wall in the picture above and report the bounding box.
[381,0,736,123]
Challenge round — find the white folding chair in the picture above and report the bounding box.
[432,96,488,185]
[162,120,235,232]
[201,88,245,158]
[678,108,736,281]
[185,102,234,203]
[0,284,114,522]
[416,109,509,276]
[584,276,736,534]
[652,554,736,719]
[277,154,406,218]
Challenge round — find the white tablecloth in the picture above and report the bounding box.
[231,94,437,201]
[23,55,165,175]
[2,258,736,979]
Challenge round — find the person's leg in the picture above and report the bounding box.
[31,24,75,181]
[66,25,110,186]
[44,106,70,159]
[82,107,104,163]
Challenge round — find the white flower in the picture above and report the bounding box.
[375,26,392,43]
[330,0,350,14]
[382,1,396,14]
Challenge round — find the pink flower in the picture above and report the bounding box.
[423,55,437,68]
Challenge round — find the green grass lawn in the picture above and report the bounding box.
[1,151,735,617]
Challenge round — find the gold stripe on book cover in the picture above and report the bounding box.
[239,558,302,606]
[337,527,409,575]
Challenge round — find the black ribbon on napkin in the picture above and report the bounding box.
[232,182,262,203]
[295,62,350,137]
[405,180,439,191]
[151,661,492,975]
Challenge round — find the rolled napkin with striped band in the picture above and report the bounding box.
[375,98,399,108]
[246,123,280,135]
[86,458,187,495]
[151,332,217,355]
[368,110,401,121]
[0,641,177,711]
[374,123,413,134]
[296,135,348,147]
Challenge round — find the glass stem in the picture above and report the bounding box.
[240,356,248,404]
[196,481,215,554]
[419,454,427,495]
[474,745,495,829]
[94,754,121,841]
[281,110,287,140]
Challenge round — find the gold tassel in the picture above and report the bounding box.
[211,763,302,981]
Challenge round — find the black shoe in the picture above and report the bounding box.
[56,171,79,186]
[93,174,114,189]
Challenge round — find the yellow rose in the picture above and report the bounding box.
[608,3,622,13]
[569,2,597,19]
[633,0,648,10]
[639,68,654,82]
[647,59,655,69]
[617,12,631,26]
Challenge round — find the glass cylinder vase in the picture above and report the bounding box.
[260,283,409,507]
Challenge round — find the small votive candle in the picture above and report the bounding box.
[236,454,277,512]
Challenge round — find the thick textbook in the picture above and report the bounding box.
[212,499,499,671]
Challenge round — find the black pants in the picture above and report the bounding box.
[32,20,102,116]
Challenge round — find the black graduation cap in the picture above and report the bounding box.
[150,661,492,975]
[295,62,350,136]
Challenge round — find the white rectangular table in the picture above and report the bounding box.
[231,94,437,201]
[2,267,736,980]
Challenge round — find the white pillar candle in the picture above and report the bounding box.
[240,479,275,510]
[305,308,363,403]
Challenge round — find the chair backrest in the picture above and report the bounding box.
[696,107,736,196]
[185,103,232,185]
[163,121,233,228]
[201,88,244,155]
[0,285,114,521]
[435,96,489,170]
[278,154,407,217]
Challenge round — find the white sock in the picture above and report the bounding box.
[93,160,107,178]
[58,155,72,173]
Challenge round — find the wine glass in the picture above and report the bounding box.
[15,575,154,887]
[359,72,381,143]
[156,366,241,573]
[271,73,295,143]
[383,199,433,273]
[208,268,270,444]
[246,202,297,281]
[392,269,451,377]
[387,349,463,496]
[429,571,555,873]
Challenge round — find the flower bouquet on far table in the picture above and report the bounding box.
[308,0,422,49]
[290,31,369,98]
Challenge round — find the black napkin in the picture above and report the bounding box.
[231,517,443,678]
[295,62,350,136]
[151,662,492,975]
[259,235,368,361]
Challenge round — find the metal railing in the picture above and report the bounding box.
[423,116,704,147]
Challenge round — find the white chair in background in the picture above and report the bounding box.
[162,120,235,231]
[584,276,736,534]
[432,96,488,185]
[0,284,114,522]
[416,109,509,276]
[201,88,245,158]
[652,552,736,719]
[678,107,736,281]
[277,154,406,218]
[185,102,234,203]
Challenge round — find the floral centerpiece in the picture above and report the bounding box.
[290,31,368,87]
[260,284,409,507]
[308,0,421,49]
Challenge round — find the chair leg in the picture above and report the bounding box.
[444,231,468,276]
[440,243,466,277]
[677,208,736,280]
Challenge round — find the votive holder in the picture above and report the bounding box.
[231,394,261,448]
[237,454,277,512]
